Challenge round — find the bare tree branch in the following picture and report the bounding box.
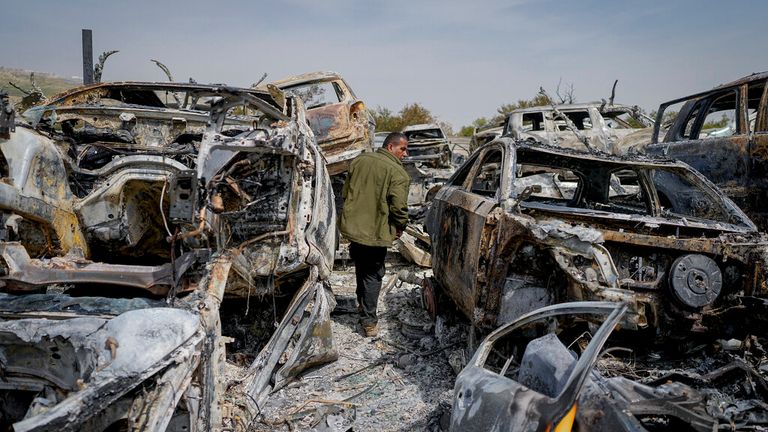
[539,86,595,153]
[555,78,575,104]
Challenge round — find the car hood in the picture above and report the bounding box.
[0,304,200,430]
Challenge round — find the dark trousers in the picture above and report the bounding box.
[350,242,387,326]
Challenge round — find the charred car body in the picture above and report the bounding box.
[0,82,337,430]
[451,302,767,431]
[425,138,768,334]
[502,102,654,155]
[265,71,374,175]
[645,71,768,230]
[402,123,453,168]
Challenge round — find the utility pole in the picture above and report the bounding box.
[82,29,94,85]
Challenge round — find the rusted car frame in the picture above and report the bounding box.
[502,102,654,154]
[645,71,768,230]
[266,71,374,175]
[0,83,337,430]
[425,138,768,333]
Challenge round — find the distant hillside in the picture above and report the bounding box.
[0,67,80,99]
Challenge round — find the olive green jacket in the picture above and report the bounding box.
[340,149,410,247]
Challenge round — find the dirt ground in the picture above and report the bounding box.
[223,251,460,431]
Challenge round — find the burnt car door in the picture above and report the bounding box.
[647,87,755,216]
[427,144,510,320]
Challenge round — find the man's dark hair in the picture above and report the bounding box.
[383,132,407,148]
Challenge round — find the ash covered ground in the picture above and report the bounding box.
[223,252,461,431]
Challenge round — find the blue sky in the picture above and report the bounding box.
[2,0,766,129]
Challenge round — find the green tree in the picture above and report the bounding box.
[458,125,475,137]
[458,117,490,137]
[373,103,436,132]
[372,106,399,132]
[702,113,730,130]
[398,103,435,129]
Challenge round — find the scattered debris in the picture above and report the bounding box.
[239,255,459,431]
[395,226,431,268]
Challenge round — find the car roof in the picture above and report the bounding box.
[712,71,768,90]
[495,138,689,169]
[658,71,768,108]
[509,102,638,114]
[267,71,344,88]
[402,123,442,132]
[46,81,274,104]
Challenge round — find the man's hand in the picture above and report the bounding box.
[396,229,403,239]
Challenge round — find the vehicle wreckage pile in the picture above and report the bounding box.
[0,69,766,431]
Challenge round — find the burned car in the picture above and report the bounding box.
[502,102,654,154]
[266,71,374,175]
[402,123,453,168]
[468,121,503,154]
[0,82,337,430]
[451,301,767,431]
[645,71,768,230]
[425,138,768,334]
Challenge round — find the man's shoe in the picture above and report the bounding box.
[362,323,379,337]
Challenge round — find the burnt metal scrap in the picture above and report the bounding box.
[426,138,768,333]
[7,72,48,113]
[451,301,767,431]
[0,81,338,430]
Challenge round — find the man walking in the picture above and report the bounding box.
[340,133,410,337]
